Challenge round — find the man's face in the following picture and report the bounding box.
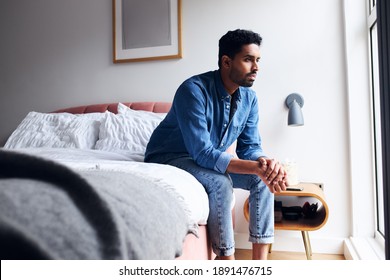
[228,43,261,87]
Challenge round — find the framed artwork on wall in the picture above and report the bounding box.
[112,0,182,63]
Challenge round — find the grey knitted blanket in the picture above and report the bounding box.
[0,150,189,259]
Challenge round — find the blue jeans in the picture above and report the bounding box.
[163,156,274,257]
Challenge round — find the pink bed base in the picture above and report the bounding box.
[177,225,215,260]
[54,101,214,260]
[54,101,172,114]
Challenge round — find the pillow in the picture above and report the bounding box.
[95,107,165,154]
[4,111,107,149]
[117,102,167,117]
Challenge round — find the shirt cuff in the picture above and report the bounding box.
[215,152,234,173]
[250,152,267,161]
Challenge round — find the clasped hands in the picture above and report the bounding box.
[258,157,288,193]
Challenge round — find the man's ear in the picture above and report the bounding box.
[221,55,231,69]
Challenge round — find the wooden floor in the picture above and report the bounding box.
[235,249,345,260]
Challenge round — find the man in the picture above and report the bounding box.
[145,29,287,260]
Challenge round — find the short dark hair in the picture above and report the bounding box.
[218,29,262,67]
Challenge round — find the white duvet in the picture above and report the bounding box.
[11,148,209,233]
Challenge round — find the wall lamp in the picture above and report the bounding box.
[285,93,304,126]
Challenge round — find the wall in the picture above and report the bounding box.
[0,0,353,253]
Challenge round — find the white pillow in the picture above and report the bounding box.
[4,111,106,149]
[117,102,167,118]
[95,107,165,154]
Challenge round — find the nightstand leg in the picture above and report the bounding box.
[301,231,312,260]
[268,243,272,253]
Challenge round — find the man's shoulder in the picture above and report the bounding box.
[183,70,217,85]
[176,70,219,100]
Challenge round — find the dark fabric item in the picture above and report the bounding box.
[0,149,189,260]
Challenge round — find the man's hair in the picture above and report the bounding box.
[218,29,262,68]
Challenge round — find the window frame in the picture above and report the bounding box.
[376,0,390,259]
[368,0,385,244]
[343,0,385,259]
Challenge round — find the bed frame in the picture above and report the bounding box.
[55,101,214,260]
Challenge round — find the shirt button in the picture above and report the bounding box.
[220,143,224,147]
[223,123,227,127]
[226,105,230,109]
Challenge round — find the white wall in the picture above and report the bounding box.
[0,0,355,254]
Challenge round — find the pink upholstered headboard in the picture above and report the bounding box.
[53,102,172,114]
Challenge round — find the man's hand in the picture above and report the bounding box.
[258,157,288,193]
[226,157,288,193]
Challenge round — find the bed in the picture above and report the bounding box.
[0,102,215,260]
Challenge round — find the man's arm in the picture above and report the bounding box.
[172,81,232,173]
[227,157,288,193]
[230,95,287,192]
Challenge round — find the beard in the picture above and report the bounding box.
[239,79,255,87]
[229,69,256,87]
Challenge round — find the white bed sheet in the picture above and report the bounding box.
[11,148,209,232]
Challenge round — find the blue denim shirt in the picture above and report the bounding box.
[144,70,266,173]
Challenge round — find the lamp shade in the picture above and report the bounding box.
[285,93,304,126]
[288,99,304,126]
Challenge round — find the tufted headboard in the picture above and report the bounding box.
[53,102,172,114]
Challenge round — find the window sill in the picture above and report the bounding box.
[344,237,385,260]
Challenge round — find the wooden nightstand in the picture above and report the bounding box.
[243,182,329,260]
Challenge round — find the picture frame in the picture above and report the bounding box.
[112,0,182,63]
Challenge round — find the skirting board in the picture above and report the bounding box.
[234,232,344,255]
[344,237,385,260]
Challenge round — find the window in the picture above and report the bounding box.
[343,0,387,260]
[372,0,390,259]
[368,0,385,241]
[369,0,376,9]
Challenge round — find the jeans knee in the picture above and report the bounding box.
[211,174,233,194]
[247,175,263,192]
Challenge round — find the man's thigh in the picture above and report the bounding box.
[230,173,262,191]
[165,157,233,193]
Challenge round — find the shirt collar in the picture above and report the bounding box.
[215,70,242,102]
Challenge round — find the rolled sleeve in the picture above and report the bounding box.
[249,151,267,161]
[215,152,234,173]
